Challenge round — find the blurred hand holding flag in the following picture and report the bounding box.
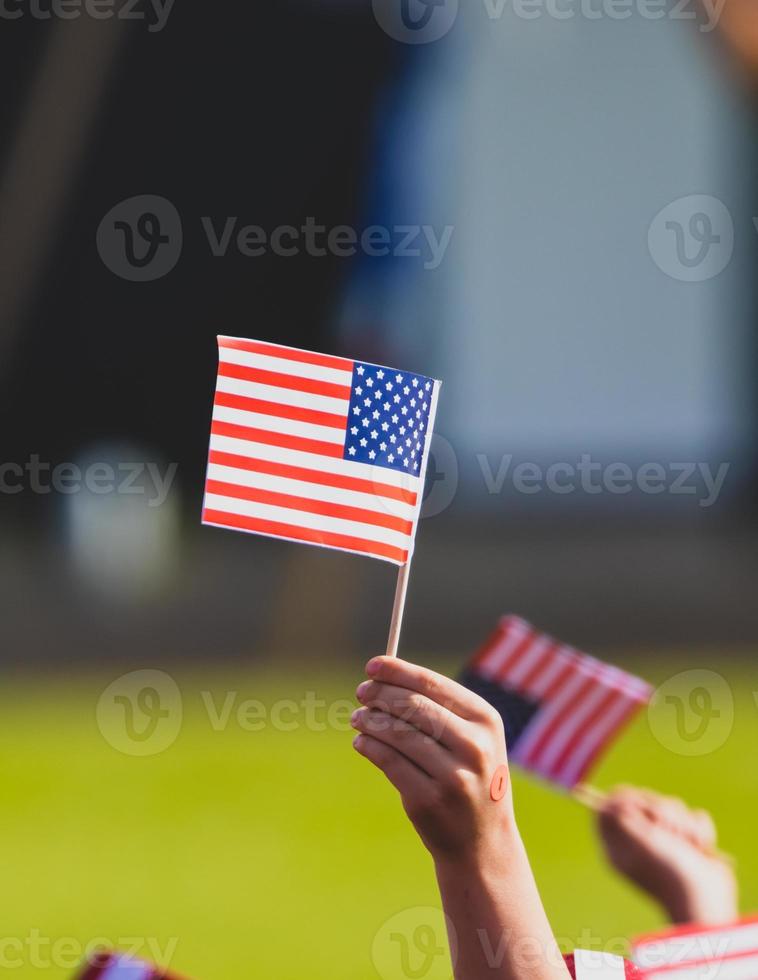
[202,336,441,655]
[459,615,652,789]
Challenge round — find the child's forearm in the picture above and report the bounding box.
[351,656,570,980]
[435,827,570,980]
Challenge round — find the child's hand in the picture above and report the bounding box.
[352,655,513,862]
[597,786,738,924]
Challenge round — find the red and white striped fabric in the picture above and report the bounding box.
[202,336,441,565]
[632,918,758,980]
[466,615,652,788]
[75,952,188,980]
[567,951,643,979]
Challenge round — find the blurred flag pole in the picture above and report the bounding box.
[572,783,608,810]
[572,783,736,866]
[386,562,412,658]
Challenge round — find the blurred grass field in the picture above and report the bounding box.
[1,654,756,979]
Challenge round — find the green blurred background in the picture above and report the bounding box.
[2,653,755,980]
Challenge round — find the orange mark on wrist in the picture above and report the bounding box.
[490,765,509,802]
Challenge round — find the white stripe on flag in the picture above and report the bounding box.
[215,373,349,415]
[531,682,615,778]
[211,404,345,444]
[208,433,420,493]
[524,646,573,698]
[218,345,353,386]
[479,620,531,680]
[511,666,586,778]
[635,925,758,969]
[558,693,637,788]
[203,492,411,551]
[642,954,758,980]
[574,950,627,980]
[571,655,652,698]
[206,462,416,521]
[502,634,552,687]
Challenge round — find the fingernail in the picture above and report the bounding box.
[366,659,381,676]
[356,681,371,700]
[353,734,364,749]
[351,708,361,728]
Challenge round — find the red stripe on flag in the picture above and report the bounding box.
[218,361,351,400]
[205,479,413,535]
[211,420,344,458]
[541,660,578,700]
[519,641,561,692]
[634,915,758,948]
[202,509,408,563]
[639,951,758,977]
[218,336,351,372]
[208,450,417,505]
[549,687,623,779]
[213,390,347,429]
[470,625,507,669]
[572,699,643,785]
[522,675,597,771]
[495,631,538,684]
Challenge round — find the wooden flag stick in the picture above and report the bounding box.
[572,783,736,866]
[386,561,412,658]
[572,783,608,811]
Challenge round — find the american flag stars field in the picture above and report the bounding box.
[343,362,434,474]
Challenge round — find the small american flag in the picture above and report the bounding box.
[75,953,187,980]
[202,337,441,565]
[459,615,652,789]
[633,919,758,980]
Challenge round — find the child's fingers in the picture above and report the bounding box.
[352,707,453,779]
[352,733,432,799]
[365,657,496,724]
[612,787,713,850]
[690,808,717,848]
[355,680,477,759]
